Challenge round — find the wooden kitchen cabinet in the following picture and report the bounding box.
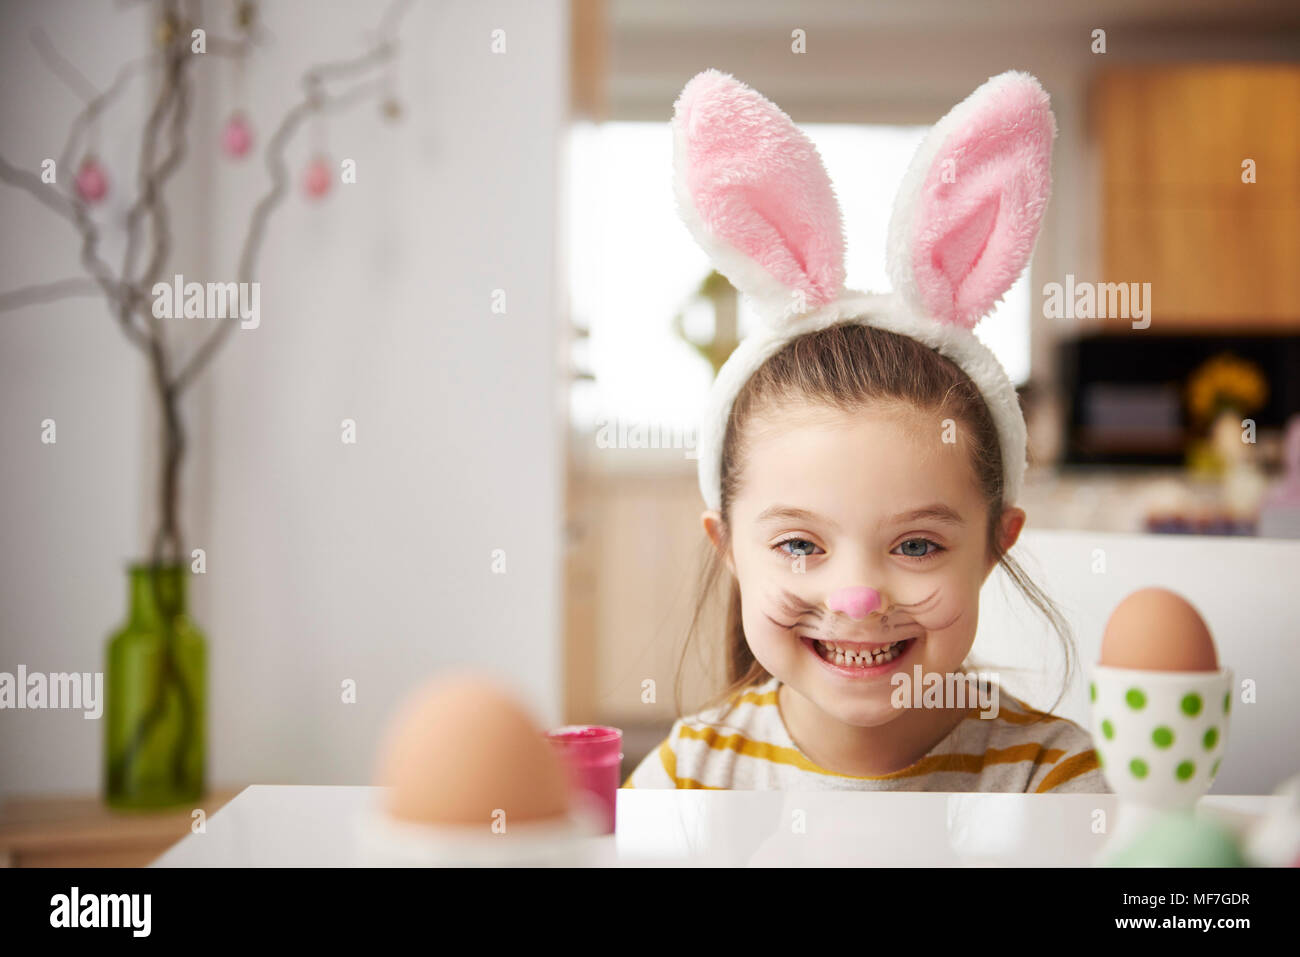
[562,443,726,728]
[1091,65,1300,329]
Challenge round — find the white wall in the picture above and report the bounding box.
[0,0,569,796]
[0,0,155,796]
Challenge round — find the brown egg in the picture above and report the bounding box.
[373,670,571,826]
[1100,587,1219,671]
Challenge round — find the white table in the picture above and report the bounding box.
[151,786,1283,867]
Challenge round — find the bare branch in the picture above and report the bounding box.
[121,42,185,298]
[375,0,415,43]
[139,52,194,289]
[300,0,413,100]
[30,26,99,103]
[58,55,158,185]
[301,43,393,99]
[9,0,412,595]
[0,153,78,224]
[171,75,387,393]
[0,278,100,313]
[0,153,151,348]
[172,0,414,393]
[73,207,153,352]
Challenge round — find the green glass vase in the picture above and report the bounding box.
[104,564,206,808]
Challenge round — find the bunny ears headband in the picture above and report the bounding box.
[673,69,1057,511]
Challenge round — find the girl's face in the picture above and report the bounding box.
[707,399,1024,729]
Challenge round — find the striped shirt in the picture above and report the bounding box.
[622,675,1109,793]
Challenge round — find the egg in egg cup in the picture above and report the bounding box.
[1090,664,1232,808]
[358,672,606,866]
[1089,588,1235,863]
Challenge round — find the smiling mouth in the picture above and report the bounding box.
[808,636,917,668]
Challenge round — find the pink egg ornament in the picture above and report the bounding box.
[75,156,109,203]
[222,113,254,159]
[302,156,333,200]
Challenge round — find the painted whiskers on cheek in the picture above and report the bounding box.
[891,587,963,633]
[762,589,825,634]
[889,588,940,618]
[760,587,958,640]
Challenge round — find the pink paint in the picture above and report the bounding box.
[827,586,881,619]
[544,725,622,834]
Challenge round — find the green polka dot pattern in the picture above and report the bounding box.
[1090,669,1231,803]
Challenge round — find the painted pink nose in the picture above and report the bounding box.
[827,586,882,619]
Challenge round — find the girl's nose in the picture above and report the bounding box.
[827,586,882,620]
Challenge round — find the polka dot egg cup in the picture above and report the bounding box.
[1090,665,1232,810]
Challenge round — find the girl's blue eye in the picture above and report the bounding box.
[894,538,942,559]
[774,538,822,557]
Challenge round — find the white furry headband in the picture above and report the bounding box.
[672,69,1056,511]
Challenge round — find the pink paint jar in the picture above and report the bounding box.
[544,725,622,834]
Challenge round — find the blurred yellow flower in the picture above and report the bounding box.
[1186,353,1268,424]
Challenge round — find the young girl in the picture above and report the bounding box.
[624,69,1107,793]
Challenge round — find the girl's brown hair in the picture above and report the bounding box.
[674,321,1074,723]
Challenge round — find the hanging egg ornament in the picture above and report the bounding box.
[75,156,109,204]
[302,155,332,200]
[222,112,254,159]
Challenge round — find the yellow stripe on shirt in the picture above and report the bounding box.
[659,731,679,786]
[729,686,780,708]
[1035,749,1102,793]
[679,723,1068,782]
[675,775,724,789]
[992,692,1068,724]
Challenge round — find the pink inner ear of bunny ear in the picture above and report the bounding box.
[908,77,1054,329]
[675,70,845,311]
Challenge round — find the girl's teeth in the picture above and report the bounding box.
[816,639,907,666]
